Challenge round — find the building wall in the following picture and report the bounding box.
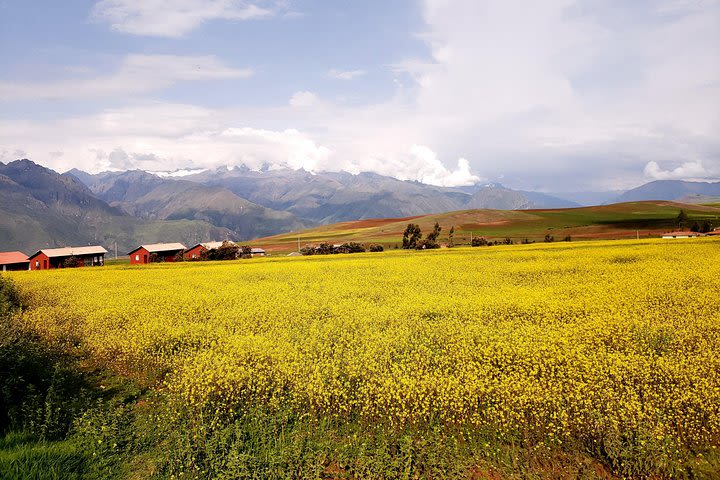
[130,248,182,264]
[130,248,150,265]
[1,262,30,271]
[29,254,104,269]
[184,245,206,260]
[29,253,50,270]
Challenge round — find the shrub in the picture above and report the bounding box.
[471,237,489,247]
[368,244,384,252]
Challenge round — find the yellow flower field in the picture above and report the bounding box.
[7,238,720,475]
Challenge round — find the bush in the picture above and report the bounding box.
[206,241,240,261]
[544,234,555,243]
[471,237,489,247]
[368,244,384,252]
[61,256,82,268]
[341,242,366,253]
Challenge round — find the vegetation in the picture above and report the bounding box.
[255,201,720,254]
[2,239,719,478]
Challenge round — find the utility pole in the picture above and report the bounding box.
[470,231,473,245]
[115,241,118,260]
[297,236,300,252]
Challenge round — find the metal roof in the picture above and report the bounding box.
[0,251,29,264]
[128,243,186,254]
[202,241,235,250]
[251,248,265,253]
[29,246,108,259]
[186,241,236,251]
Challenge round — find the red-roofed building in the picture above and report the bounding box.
[0,251,30,271]
[128,243,186,265]
[28,246,107,270]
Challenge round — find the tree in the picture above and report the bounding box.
[402,224,422,249]
[62,256,82,268]
[563,235,572,242]
[676,209,688,229]
[341,242,365,253]
[239,245,252,259]
[416,222,442,249]
[207,241,240,260]
[690,221,701,233]
[368,244,384,252]
[700,220,713,233]
[544,234,554,243]
[471,236,489,247]
[448,226,455,247]
[426,222,442,243]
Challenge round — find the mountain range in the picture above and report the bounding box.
[1,158,718,254]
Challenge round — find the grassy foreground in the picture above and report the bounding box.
[2,239,720,478]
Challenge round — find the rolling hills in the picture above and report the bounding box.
[250,201,720,253]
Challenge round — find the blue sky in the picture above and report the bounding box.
[0,0,718,191]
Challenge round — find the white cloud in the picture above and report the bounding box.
[91,0,275,37]
[5,0,720,191]
[328,69,366,80]
[0,54,253,101]
[289,91,319,107]
[643,160,712,180]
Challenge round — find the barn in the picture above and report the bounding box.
[128,243,186,265]
[0,251,30,271]
[28,246,107,270]
[184,241,235,260]
[251,248,266,257]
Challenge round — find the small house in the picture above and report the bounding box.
[184,241,235,260]
[128,243,186,265]
[0,251,30,271]
[250,248,266,257]
[28,246,107,270]
[661,231,704,239]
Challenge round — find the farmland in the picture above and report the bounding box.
[251,201,720,253]
[2,238,720,478]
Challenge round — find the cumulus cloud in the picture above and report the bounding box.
[0,54,253,101]
[328,69,366,80]
[643,160,711,180]
[289,91,319,107]
[5,0,720,191]
[91,0,276,37]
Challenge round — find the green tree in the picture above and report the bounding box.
[402,224,422,249]
[448,226,455,247]
[676,209,688,229]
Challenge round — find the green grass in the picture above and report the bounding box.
[0,433,86,480]
[251,201,720,253]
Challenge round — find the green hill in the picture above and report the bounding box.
[251,201,720,253]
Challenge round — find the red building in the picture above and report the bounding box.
[0,251,30,271]
[128,243,186,265]
[28,246,107,270]
[184,241,233,260]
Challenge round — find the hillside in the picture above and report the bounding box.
[66,169,307,239]
[0,160,230,253]
[251,201,720,253]
[610,180,720,203]
[183,168,577,221]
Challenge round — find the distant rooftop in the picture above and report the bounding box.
[30,246,108,258]
[0,251,29,264]
[129,243,186,254]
